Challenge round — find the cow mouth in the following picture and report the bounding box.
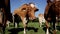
[29,17,36,20]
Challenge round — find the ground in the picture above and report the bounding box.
[5,22,60,34]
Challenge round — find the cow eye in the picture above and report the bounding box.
[22,8,27,11]
[22,8,26,10]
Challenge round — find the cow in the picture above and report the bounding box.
[0,0,11,34]
[38,14,45,27]
[12,3,39,34]
[44,0,60,34]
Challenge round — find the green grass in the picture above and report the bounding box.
[5,22,60,34]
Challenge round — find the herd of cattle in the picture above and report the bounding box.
[0,0,60,34]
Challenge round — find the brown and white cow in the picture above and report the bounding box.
[38,14,45,27]
[12,3,38,34]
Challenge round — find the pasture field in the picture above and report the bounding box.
[5,22,60,34]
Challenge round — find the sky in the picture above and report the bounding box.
[10,0,47,17]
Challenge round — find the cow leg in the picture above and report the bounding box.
[21,17,27,34]
[52,17,56,34]
[12,15,17,28]
[0,27,3,34]
[45,21,49,34]
[2,22,6,34]
[55,22,57,32]
[2,26,5,34]
[39,19,42,27]
[15,22,17,28]
[46,28,49,34]
[7,22,9,28]
[39,17,42,27]
[2,15,7,34]
[13,18,17,28]
[53,22,56,34]
[40,22,42,27]
[6,21,10,28]
[14,22,17,28]
[3,20,7,34]
[17,22,19,28]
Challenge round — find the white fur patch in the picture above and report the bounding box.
[23,17,27,24]
[23,10,26,12]
[24,28,26,34]
[46,28,49,34]
[30,4,35,8]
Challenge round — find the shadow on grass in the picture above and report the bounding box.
[8,28,23,34]
[43,27,53,34]
[56,26,60,31]
[26,27,38,32]
[8,27,38,34]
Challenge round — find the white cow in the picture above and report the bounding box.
[38,14,45,27]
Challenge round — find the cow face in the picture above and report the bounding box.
[28,3,39,20]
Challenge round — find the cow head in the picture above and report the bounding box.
[28,3,39,20]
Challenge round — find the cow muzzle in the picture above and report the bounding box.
[29,17,36,20]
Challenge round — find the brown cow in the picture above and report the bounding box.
[0,8,6,34]
[0,0,10,34]
[44,0,60,34]
[13,3,38,34]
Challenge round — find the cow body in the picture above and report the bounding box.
[0,0,10,34]
[44,0,60,34]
